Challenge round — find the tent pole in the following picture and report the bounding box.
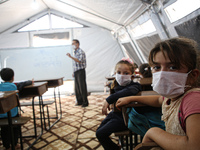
[125,27,146,63]
[116,37,126,58]
[152,4,170,38]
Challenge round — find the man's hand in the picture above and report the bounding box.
[66,53,72,58]
[102,101,110,115]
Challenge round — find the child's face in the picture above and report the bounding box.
[151,51,188,74]
[115,64,132,75]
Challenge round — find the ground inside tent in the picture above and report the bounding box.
[0,90,120,150]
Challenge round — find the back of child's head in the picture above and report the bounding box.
[139,63,152,78]
[0,68,14,82]
[111,58,134,90]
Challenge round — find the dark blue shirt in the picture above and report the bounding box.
[106,81,142,104]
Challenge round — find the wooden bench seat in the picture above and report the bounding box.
[134,142,161,150]
[20,100,54,106]
[0,117,31,126]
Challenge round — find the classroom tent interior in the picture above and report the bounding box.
[0,0,199,93]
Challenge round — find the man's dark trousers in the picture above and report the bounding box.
[74,69,89,106]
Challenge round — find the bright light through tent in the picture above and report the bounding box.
[33,36,71,47]
[18,15,50,32]
[51,15,83,29]
[18,14,84,32]
[131,19,156,37]
[164,0,200,23]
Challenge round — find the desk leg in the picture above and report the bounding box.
[7,111,15,150]
[40,96,45,130]
[54,88,58,118]
[27,96,44,150]
[58,87,62,118]
[32,97,37,138]
[45,87,62,130]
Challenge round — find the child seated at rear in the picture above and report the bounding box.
[0,68,33,150]
[116,37,200,149]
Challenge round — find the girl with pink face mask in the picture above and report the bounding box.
[116,37,200,149]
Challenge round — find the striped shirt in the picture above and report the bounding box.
[73,48,87,72]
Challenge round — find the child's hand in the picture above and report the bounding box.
[116,97,130,108]
[102,101,110,115]
[32,78,34,85]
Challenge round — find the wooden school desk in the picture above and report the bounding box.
[0,91,18,150]
[19,82,48,149]
[35,77,63,130]
[104,76,115,93]
[139,77,152,91]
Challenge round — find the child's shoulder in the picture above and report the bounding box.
[181,88,200,108]
[0,82,17,91]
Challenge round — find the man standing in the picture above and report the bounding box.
[67,39,89,107]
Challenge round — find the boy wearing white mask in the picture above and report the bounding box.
[116,37,200,149]
[96,58,142,150]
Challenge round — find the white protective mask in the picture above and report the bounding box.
[115,73,132,86]
[72,45,76,50]
[152,71,191,99]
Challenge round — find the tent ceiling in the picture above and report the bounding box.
[0,0,147,33]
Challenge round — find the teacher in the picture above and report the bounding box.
[67,39,89,107]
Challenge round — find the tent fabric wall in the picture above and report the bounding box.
[0,32,29,48]
[136,34,161,60]
[122,42,142,66]
[73,27,124,91]
[175,15,200,49]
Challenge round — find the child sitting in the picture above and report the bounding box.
[96,58,142,150]
[116,37,200,149]
[0,68,33,150]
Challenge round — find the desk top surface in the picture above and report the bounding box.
[35,77,64,82]
[24,82,47,88]
[105,76,115,80]
[0,91,18,99]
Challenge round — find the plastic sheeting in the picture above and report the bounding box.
[175,15,200,50]
[73,28,124,91]
[136,34,161,60]
[122,42,142,66]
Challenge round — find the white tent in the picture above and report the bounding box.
[0,0,200,91]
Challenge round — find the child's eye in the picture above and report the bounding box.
[169,66,177,70]
[152,66,161,71]
[125,72,129,75]
[117,71,121,74]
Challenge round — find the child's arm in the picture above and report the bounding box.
[17,80,33,91]
[116,95,162,108]
[143,114,200,149]
[106,83,141,104]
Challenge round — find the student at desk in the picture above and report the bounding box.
[0,68,33,150]
[116,38,200,150]
[96,58,142,150]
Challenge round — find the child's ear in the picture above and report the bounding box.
[189,69,200,85]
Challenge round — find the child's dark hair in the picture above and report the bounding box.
[139,63,152,78]
[0,68,14,82]
[111,60,134,90]
[149,37,198,71]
